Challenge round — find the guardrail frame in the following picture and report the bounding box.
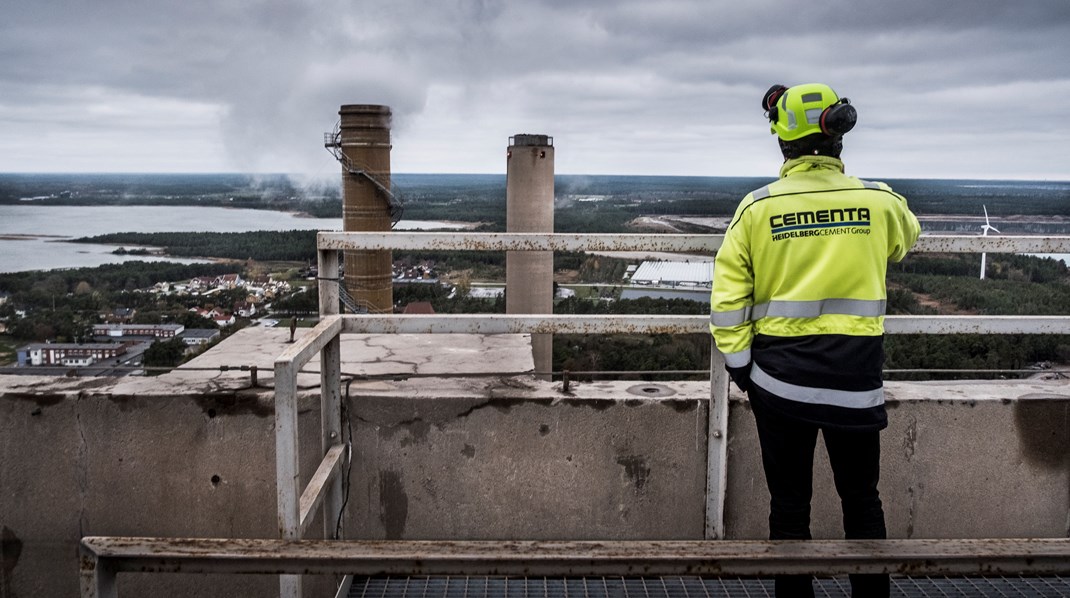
[266,232,1070,598]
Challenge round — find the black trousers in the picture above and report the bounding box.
[749,386,889,598]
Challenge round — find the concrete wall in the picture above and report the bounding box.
[0,385,333,598]
[340,379,1070,542]
[725,386,1070,540]
[344,390,707,540]
[2,373,1068,597]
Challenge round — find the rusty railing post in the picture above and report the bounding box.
[705,340,730,539]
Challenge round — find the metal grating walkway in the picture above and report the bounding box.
[348,575,1070,598]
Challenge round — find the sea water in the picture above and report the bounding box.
[0,205,467,273]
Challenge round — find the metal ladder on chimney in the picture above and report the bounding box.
[324,129,404,227]
[337,284,372,314]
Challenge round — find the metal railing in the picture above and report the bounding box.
[69,232,1070,598]
[259,231,1070,598]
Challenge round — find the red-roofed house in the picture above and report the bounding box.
[401,301,435,314]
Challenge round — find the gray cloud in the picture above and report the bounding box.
[1,0,1069,178]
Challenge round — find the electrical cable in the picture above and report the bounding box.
[334,377,356,539]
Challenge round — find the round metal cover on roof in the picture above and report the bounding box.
[626,383,677,398]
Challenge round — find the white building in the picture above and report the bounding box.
[468,287,505,299]
[180,329,221,346]
[18,343,127,367]
[93,324,185,339]
[628,261,713,288]
[622,260,713,302]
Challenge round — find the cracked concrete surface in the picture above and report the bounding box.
[166,326,536,392]
[0,326,537,397]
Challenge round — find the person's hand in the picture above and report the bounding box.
[726,363,752,393]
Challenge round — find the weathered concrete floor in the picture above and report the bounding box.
[0,327,538,398]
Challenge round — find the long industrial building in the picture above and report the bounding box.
[622,260,713,301]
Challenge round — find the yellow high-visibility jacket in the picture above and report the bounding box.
[710,155,920,427]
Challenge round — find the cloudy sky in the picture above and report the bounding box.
[2,1,1069,180]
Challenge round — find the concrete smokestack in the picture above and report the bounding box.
[339,104,393,313]
[506,134,554,376]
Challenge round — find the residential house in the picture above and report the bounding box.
[234,301,257,318]
[108,308,137,322]
[401,301,435,314]
[187,276,219,293]
[191,307,235,327]
[179,329,221,347]
[219,273,244,289]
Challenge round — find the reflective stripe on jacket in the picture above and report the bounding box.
[709,155,920,413]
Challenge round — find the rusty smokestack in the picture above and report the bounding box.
[339,104,393,313]
[506,134,554,377]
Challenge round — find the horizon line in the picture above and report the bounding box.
[1,171,1068,184]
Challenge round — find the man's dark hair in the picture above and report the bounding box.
[779,134,843,160]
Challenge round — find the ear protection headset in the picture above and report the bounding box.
[762,84,788,117]
[762,83,857,137]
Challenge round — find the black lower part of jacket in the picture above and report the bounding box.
[750,333,888,431]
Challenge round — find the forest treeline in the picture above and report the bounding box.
[888,254,1070,314]
[882,253,1070,378]
[77,230,320,261]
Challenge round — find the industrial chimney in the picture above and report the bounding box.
[339,104,393,313]
[506,134,554,376]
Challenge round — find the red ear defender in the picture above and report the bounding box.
[820,98,857,136]
[762,84,788,120]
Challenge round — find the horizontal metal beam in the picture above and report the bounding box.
[318,231,1070,254]
[914,235,1070,254]
[341,314,704,336]
[80,536,1070,578]
[319,232,716,252]
[340,314,1070,336]
[886,315,1070,334]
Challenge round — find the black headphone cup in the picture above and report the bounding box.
[821,102,857,136]
[762,84,787,112]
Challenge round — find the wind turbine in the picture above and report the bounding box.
[979,205,1000,280]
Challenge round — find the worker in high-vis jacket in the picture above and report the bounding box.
[710,83,920,598]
